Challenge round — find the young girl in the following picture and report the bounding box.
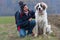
[15,1,35,37]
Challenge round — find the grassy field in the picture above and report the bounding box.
[0,16,59,40]
[0,16,15,24]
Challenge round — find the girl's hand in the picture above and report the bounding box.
[28,18,32,21]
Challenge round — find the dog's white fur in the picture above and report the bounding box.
[33,2,52,37]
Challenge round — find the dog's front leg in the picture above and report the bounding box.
[43,15,48,35]
[34,19,39,37]
[43,21,47,35]
[43,25,46,35]
[34,25,38,37]
[34,15,39,37]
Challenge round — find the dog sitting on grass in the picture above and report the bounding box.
[33,2,52,37]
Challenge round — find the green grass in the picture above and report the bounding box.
[0,16,15,40]
[0,16,15,24]
[0,16,59,40]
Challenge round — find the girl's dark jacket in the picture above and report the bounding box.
[15,10,35,30]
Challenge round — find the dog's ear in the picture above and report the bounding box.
[42,5,46,10]
[41,2,48,10]
[35,3,39,10]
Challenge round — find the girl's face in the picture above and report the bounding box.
[23,5,29,12]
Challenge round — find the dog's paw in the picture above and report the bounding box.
[34,34,38,37]
[48,30,53,34]
[43,33,46,35]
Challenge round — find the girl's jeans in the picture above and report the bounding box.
[19,20,36,37]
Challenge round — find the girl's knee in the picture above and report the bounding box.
[30,20,36,26]
[19,29,26,37]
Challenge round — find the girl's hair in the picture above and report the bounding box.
[19,1,27,13]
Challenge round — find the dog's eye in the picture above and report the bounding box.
[37,5,39,7]
[36,5,39,9]
[40,4,42,7]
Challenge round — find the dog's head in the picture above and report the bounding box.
[35,2,48,13]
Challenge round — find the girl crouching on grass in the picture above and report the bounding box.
[15,1,36,37]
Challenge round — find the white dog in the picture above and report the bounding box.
[33,2,52,37]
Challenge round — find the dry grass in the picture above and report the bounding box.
[48,14,60,40]
[0,15,60,40]
[48,14,60,28]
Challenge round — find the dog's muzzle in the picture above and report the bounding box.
[38,8,42,13]
[39,8,41,11]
